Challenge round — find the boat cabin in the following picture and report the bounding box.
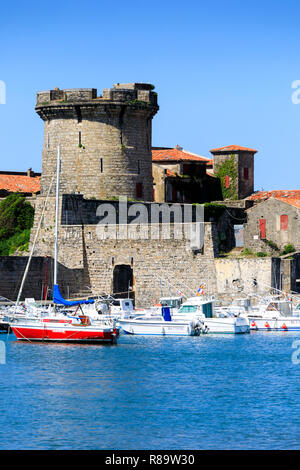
[159,297,183,310]
[178,297,215,318]
[265,300,293,316]
[110,298,134,313]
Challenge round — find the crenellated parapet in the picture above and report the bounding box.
[36,84,158,121]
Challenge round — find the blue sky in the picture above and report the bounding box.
[1,0,300,190]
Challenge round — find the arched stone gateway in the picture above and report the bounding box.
[113,264,134,299]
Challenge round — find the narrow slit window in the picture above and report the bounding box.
[137,160,141,174]
[100,158,103,173]
[79,131,81,146]
[136,183,143,198]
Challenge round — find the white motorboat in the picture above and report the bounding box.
[246,296,300,331]
[118,306,206,336]
[172,297,250,334]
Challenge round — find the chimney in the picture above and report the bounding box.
[175,144,183,151]
[27,168,34,177]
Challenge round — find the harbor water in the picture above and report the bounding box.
[0,331,299,450]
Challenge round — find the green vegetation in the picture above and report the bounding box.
[256,251,268,257]
[214,154,238,200]
[0,193,34,255]
[281,243,295,255]
[203,203,226,221]
[242,248,253,255]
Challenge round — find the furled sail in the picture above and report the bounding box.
[53,284,94,306]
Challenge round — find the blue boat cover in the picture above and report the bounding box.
[162,306,171,321]
[53,284,94,306]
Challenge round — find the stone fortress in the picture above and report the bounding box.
[0,82,299,304]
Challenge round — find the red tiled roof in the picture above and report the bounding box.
[275,196,300,209]
[152,146,213,164]
[210,145,257,154]
[248,190,300,209]
[0,174,41,194]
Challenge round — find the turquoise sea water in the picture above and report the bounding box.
[0,331,299,450]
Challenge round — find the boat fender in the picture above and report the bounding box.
[265,322,270,328]
[282,323,287,330]
[251,321,256,328]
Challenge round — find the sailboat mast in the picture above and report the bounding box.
[53,145,60,286]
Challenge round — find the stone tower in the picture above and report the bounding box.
[210,145,257,200]
[35,83,159,201]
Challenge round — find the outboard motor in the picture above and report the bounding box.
[162,306,171,322]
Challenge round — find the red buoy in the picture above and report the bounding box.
[265,322,270,328]
[282,323,287,330]
[251,321,256,327]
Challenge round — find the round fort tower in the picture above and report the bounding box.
[35,83,159,201]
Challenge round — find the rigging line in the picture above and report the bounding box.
[15,173,56,307]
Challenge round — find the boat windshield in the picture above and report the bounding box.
[178,305,198,313]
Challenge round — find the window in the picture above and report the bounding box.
[136,183,143,198]
[280,214,288,231]
[244,167,249,180]
[78,131,81,146]
[225,175,230,188]
[259,218,266,239]
[178,305,198,313]
[137,160,141,174]
[100,158,103,173]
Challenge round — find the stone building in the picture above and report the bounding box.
[210,144,257,200]
[244,193,300,253]
[152,145,221,203]
[30,83,222,305]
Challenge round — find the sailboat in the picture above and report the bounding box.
[10,146,118,344]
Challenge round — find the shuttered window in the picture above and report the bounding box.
[280,214,288,231]
[259,219,266,239]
